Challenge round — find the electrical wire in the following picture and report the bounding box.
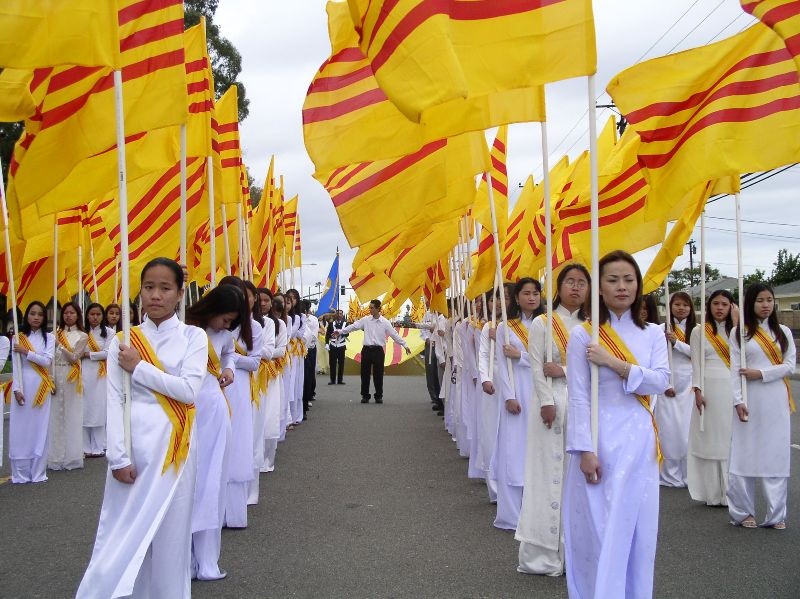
[633,0,701,63]
[705,216,800,227]
[664,0,727,54]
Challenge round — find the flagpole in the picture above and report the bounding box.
[221,203,231,276]
[735,192,748,408]
[487,171,515,398]
[588,75,600,456]
[488,269,499,381]
[236,202,244,276]
[113,257,119,304]
[207,155,217,287]
[664,273,674,389]
[335,247,340,311]
[88,224,99,303]
[77,242,84,315]
[541,120,555,395]
[0,157,23,397]
[699,210,706,432]
[52,220,59,383]
[114,69,133,458]
[179,123,187,320]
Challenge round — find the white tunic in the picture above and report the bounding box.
[229,320,262,481]
[77,315,207,599]
[654,320,693,462]
[192,327,234,533]
[82,327,114,428]
[250,317,274,466]
[564,311,670,599]
[10,331,55,462]
[517,306,583,557]
[476,322,500,475]
[490,315,534,488]
[49,326,88,469]
[729,322,795,478]
[267,319,287,441]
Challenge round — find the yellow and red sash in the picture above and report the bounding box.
[56,329,83,393]
[17,333,55,407]
[207,337,232,416]
[705,323,730,368]
[234,339,260,408]
[507,318,529,349]
[87,332,107,378]
[538,313,570,366]
[672,324,686,344]
[584,321,663,464]
[752,327,796,413]
[2,379,12,405]
[127,328,195,474]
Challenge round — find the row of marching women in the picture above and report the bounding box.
[422,250,794,599]
[3,257,312,598]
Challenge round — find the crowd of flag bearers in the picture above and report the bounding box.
[1,257,319,597]
[421,250,795,598]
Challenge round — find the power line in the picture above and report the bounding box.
[634,0,701,63]
[705,12,747,44]
[704,226,800,242]
[705,216,800,227]
[664,0,727,54]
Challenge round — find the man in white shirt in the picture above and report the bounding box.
[415,304,445,411]
[334,299,410,404]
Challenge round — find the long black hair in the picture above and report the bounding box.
[259,287,281,334]
[588,250,646,329]
[105,303,123,333]
[217,275,254,350]
[243,280,263,327]
[641,293,660,325]
[21,301,48,340]
[669,291,697,340]
[84,302,109,338]
[186,284,249,345]
[552,263,590,321]
[507,277,544,319]
[735,283,788,352]
[706,290,735,337]
[285,288,301,318]
[58,301,85,332]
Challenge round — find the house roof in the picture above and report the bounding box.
[773,279,800,297]
[681,277,738,297]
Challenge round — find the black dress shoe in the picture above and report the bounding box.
[328,381,336,385]
[337,381,345,384]
[361,397,369,403]
[374,398,383,404]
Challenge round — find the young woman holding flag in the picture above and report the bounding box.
[81,302,113,458]
[10,301,55,483]
[687,290,735,506]
[563,250,670,599]
[728,283,795,530]
[78,258,207,599]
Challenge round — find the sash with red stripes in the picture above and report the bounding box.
[537,313,570,365]
[126,329,195,474]
[583,321,663,464]
[87,332,107,378]
[705,323,730,368]
[56,329,83,393]
[17,333,55,407]
[752,327,796,413]
[234,338,260,407]
[507,319,529,349]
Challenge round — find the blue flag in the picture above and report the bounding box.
[316,254,339,314]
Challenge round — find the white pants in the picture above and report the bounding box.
[518,540,564,577]
[486,477,497,504]
[727,474,788,527]
[494,483,522,531]
[659,457,687,488]
[261,439,278,473]
[191,528,224,581]
[83,426,106,455]
[225,482,249,528]
[10,456,48,484]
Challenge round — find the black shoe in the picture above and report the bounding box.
[374,398,383,404]
[328,381,336,385]
[437,410,444,416]
[361,397,369,403]
[337,381,345,384]
[431,403,443,411]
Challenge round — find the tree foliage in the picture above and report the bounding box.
[667,264,722,293]
[0,121,23,184]
[770,249,800,287]
[184,0,250,121]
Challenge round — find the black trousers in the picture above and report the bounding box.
[423,341,442,403]
[302,347,317,414]
[329,345,345,383]
[360,345,385,399]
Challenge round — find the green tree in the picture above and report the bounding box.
[769,248,800,287]
[667,264,722,293]
[184,1,250,121]
[0,121,23,185]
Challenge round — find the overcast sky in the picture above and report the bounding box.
[215,0,800,300]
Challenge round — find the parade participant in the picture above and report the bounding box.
[416,300,443,409]
[334,299,410,404]
[640,293,661,325]
[564,250,670,599]
[0,333,9,370]
[49,301,88,471]
[466,294,486,479]
[271,295,292,445]
[688,290,735,506]
[285,288,306,424]
[302,300,319,416]
[728,283,795,529]
[655,291,696,487]
[453,310,469,456]
[259,293,286,478]
[490,277,543,530]
[77,258,207,598]
[185,284,237,579]
[477,286,511,503]
[325,309,349,385]
[217,276,262,529]
[9,301,55,483]
[81,303,112,458]
[517,264,589,576]
[105,303,122,333]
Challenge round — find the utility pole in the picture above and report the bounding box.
[687,239,697,288]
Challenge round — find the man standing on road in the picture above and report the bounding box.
[414,302,445,412]
[325,309,348,385]
[333,299,410,404]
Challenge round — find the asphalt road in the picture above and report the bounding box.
[1,376,799,599]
